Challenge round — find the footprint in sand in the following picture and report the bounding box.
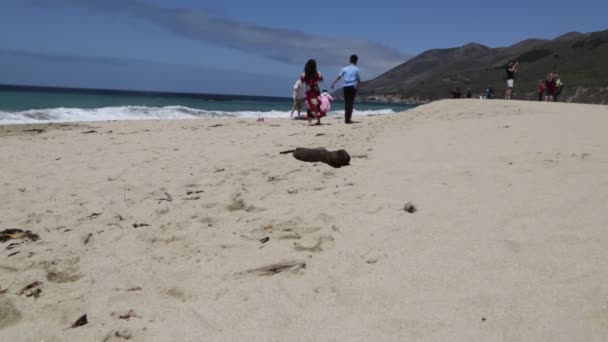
[270,218,322,235]
[227,197,250,212]
[352,154,368,159]
[106,328,134,341]
[0,298,22,329]
[198,216,215,227]
[166,287,189,302]
[40,256,83,283]
[251,218,324,241]
[316,213,335,224]
[226,193,262,212]
[46,268,82,284]
[503,239,521,253]
[232,260,306,278]
[267,175,286,183]
[156,207,170,216]
[362,250,388,264]
[294,235,335,252]
[278,232,302,240]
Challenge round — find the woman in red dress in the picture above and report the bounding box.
[301,59,324,125]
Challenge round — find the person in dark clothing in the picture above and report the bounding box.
[545,73,557,102]
[451,88,462,98]
[331,55,360,124]
[504,61,519,100]
[465,88,473,98]
[485,87,495,99]
[554,75,564,102]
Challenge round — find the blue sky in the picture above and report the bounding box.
[0,0,606,96]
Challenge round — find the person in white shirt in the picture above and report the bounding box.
[290,79,305,117]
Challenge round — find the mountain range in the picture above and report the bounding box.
[359,29,608,104]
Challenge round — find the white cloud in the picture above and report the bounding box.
[53,0,409,76]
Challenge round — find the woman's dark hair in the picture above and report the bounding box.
[304,59,317,81]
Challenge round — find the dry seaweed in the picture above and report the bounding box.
[71,314,88,328]
[0,229,39,243]
[157,191,173,203]
[22,128,45,133]
[26,288,42,298]
[18,281,41,296]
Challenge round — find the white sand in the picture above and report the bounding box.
[1,99,607,341]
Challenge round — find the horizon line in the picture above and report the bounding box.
[0,83,292,101]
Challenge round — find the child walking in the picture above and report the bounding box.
[301,59,324,125]
[290,79,305,117]
[320,90,334,117]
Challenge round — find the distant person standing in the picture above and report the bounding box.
[451,88,462,98]
[331,55,360,124]
[290,79,305,117]
[504,61,519,100]
[545,73,557,102]
[538,80,546,101]
[301,59,324,125]
[554,75,564,102]
[465,88,473,98]
[485,86,495,99]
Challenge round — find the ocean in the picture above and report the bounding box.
[0,85,416,125]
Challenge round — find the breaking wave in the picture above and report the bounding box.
[0,105,396,125]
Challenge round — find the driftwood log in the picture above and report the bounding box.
[280,147,351,168]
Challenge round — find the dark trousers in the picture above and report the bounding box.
[343,86,356,123]
[554,88,562,102]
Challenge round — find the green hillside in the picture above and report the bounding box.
[360,30,608,104]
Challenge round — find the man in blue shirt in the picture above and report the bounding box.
[331,55,360,124]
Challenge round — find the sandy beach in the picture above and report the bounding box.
[1,99,607,341]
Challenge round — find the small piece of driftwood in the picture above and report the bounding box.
[280,148,351,168]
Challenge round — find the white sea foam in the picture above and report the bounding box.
[0,106,396,125]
